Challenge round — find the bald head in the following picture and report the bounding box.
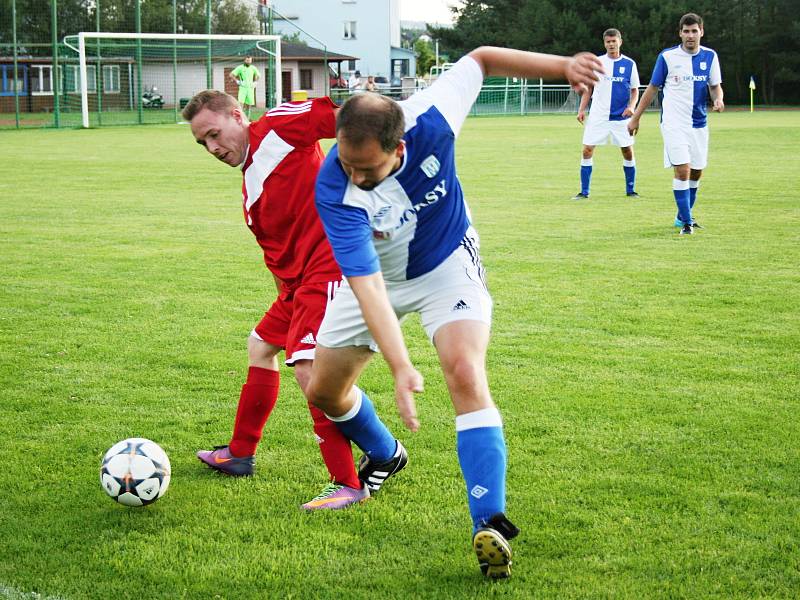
[336,93,405,152]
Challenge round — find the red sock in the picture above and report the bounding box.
[229,367,280,457]
[307,401,360,489]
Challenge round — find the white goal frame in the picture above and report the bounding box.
[74,32,282,128]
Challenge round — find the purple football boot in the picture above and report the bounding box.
[196,445,254,476]
[301,482,370,511]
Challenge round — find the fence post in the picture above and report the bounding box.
[539,78,543,114]
[206,0,212,88]
[173,0,178,123]
[12,0,19,128]
[51,0,60,127]
[96,0,102,125]
[135,0,143,124]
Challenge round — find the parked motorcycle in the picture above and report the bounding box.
[142,86,164,109]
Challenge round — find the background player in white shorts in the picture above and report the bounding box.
[628,13,724,234]
[573,28,640,200]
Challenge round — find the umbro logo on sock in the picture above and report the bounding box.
[470,485,489,499]
[300,332,316,345]
[452,299,470,312]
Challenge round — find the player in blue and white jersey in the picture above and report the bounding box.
[628,13,724,235]
[573,28,640,200]
[305,46,603,579]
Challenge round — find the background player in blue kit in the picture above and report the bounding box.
[628,13,724,234]
[305,46,603,579]
[573,28,640,200]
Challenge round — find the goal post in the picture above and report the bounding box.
[69,32,282,128]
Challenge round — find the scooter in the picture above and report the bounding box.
[142,86,164,109]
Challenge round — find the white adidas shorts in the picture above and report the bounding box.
[661,124,709,169]
[317,228,493,349]
[582,116,635,147]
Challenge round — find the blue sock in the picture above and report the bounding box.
[456,408,506,533]
[689,180,699,209]
[623,159,636,194]
[673,179,691,224]
[326,388,396,462]
[580,158,592,195]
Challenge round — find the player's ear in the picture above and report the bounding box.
[232,107,244,124]
[394,139,406,159]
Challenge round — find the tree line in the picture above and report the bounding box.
[429,0,800,105]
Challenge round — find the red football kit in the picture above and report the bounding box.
[227,98,358,490]
[240,97,342,364]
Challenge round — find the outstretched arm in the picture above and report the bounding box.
[467,46,603,94]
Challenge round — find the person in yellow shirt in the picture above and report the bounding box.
[229,56,261,116]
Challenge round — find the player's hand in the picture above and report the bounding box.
[628,116,640,136]
[713,98,725,112]
[622,106,634,118]
[394,365,423,432]
[577,110,585,124]
[566,52,603,94]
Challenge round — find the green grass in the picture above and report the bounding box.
[1,111,799,599]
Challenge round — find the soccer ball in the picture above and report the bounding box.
[100,438,171,507]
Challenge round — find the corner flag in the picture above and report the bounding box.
[749,76,756,112]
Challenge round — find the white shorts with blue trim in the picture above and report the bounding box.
[317,227,493,350]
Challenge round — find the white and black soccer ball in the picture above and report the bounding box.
[100,438,171,507]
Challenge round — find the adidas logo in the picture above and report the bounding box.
[452,299,470,312]
[300,332,316,345]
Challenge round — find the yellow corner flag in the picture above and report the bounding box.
[749,76,756,112]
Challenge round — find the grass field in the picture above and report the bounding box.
[1,111,799,599]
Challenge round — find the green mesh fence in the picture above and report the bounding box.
[0,0,659,129]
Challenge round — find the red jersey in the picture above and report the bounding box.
[241,97,341,288]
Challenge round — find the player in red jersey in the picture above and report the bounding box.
[181,90,369,510]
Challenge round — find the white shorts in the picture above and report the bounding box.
[317,228,493,349]
[582,117,635,147]
[661,124,709,169]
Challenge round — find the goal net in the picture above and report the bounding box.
[62,33,281,128]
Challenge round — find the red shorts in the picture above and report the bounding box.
[253,279,341,365]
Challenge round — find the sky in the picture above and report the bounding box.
[399,0,463,25]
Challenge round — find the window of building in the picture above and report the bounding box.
[0,64,27,96]
[343,21,357,39]
[63,65,97,93]
[103,65,120,93]
[31,65,53,95]
[300,69,313,90]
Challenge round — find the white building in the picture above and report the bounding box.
[270,0,415,82]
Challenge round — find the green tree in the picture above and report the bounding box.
[414,37,435,77]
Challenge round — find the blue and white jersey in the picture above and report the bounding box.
[589,53,639,121]
[650,45,722,129]
[316,56,483,282]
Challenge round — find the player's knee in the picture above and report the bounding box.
[444,356,485,394]
[582,146,594,159]
[247,335,279,367]
[293,360,312,394]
